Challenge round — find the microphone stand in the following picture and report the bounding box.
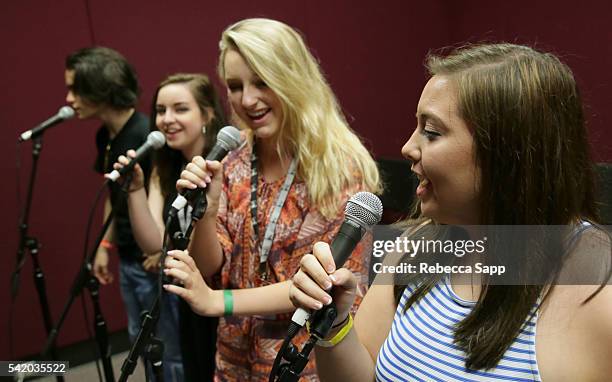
[11,134,64,382]
[118,192,207,382]
[41,178,129,382]
[269,304,338,382]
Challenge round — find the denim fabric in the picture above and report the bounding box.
[119,258,184,382]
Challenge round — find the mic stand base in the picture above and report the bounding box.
[88,277,115,382]
[42,202,116,382]
[271,304,338,382]
[119,297,163,382]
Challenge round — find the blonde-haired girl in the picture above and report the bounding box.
[164,18,381,381]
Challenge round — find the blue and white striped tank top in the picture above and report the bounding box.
[375,277,541,381]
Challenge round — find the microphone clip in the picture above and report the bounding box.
[270,303,338,382]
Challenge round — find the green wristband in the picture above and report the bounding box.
[223,289,233,316]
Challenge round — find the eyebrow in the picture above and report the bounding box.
[225,74,262,83]
[156,102,189,108]
[416,111,447,128]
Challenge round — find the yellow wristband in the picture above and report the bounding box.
[316,314,353,348]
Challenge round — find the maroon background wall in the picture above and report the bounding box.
[1,0,610,360]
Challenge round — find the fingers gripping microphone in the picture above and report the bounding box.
[18,106,75,142]
[107,131,166,182]
[170,125,242,213]
[291,192,383,327]
[270,192,382,381]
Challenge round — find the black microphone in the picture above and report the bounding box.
[291,191,383,327]
[107,131,166,182]
[170,125,242,214]
[18,106,75,142]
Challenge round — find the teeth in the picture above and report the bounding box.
[248,109,267,118]
[419,178,430,187]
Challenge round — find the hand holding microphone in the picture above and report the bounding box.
[105,131,165,183]
[107,149,146,191]
[173,125,241,218]
[291,242,359,327]
[289,192,383,327]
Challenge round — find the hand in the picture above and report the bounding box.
[93,247,114,285]
[104,149,145,192]
[290,242,357,326]
[175,156,223,216]
[142,252,162,273]
[162,250,222,316]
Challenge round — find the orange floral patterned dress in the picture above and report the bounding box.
[213,144,371,381]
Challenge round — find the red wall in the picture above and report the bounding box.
[1,0,610,359]
[448,0,612,162]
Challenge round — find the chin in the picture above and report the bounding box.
[253,126,279,140]
[420,204,441,221]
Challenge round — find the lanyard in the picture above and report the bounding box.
[250,142,297,280]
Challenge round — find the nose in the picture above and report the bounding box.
[401,128,421,163]
[162,109,175,124]
[65,90,74,104]
[241,85,259,109]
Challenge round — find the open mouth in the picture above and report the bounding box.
[416,176,431,197]
[163,128,181,139]
[247,108,270,123]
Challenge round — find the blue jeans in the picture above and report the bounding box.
[119,258,184,382]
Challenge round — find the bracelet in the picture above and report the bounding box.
[100,239,116,250]
[331,313,350,329]
[223,290,233,316]
[316,314,353,348]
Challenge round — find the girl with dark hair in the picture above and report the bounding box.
[111,73,225,381]
[290,43,612,381]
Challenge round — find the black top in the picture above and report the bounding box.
[94,111,151,260]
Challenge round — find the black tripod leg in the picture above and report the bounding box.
[31,241,65,382]
[88,277,115,382]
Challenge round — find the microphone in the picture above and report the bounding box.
[107,131,166,181]
[291,191,383,327]
[170,125,242,213]
[18,106,75,142]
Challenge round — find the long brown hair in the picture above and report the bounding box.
[150,73,226,199]
[394,43,608,370]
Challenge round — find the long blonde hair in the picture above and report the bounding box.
[218,18,381,217]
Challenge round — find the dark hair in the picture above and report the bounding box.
[150,73,226,199]
[65,46,139,109]
[394,43,610,370]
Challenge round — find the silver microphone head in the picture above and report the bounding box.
[58,106,75,119]
[216,125,242,151]
[147,131,166,149]
[345,191,383,229]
